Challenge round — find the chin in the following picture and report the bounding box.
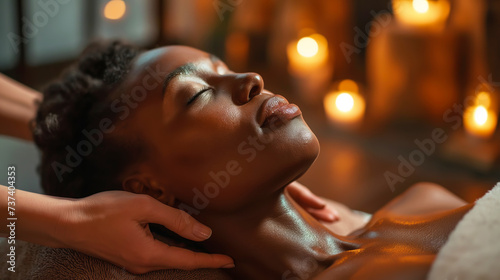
[279,117,320,184]
[295,130,320,179]
[291,116,320,155]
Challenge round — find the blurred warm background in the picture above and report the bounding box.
[1,0,499,212]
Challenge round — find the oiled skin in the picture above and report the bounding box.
[315,184,471,280]
[200,183,470,280]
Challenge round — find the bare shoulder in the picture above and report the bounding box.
[314,183,470,280]
[319,182,466,235]
[373,182,468,219]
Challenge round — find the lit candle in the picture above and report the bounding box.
[464,92,497,139]
[287,33,329,76]
[392,0,450,27]
[324,80,366,125]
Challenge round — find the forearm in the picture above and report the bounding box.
[0,74,42,141]
[0,185,73,248]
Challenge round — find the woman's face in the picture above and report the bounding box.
[118,46,319,212]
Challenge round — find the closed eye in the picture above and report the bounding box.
[187,87,213,105]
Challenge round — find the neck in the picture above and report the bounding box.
[200,190,358,279]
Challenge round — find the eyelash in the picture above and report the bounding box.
[187,87,213,105]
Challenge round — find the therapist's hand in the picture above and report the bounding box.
[286,181,340,222]
[2,186,234,275]
[62,191,234,274]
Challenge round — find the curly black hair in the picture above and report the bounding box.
[33,40,145,198]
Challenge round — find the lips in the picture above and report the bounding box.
[257,95,302,128]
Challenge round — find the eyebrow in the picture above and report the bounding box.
[161,54,224,96]
[162,63,197,96]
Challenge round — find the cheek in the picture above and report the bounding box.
[158,106,256,188]
[179,107,250,156]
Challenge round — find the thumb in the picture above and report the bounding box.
[143,199,212,242]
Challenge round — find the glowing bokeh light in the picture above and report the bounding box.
[297,37,319,58]
[104,0,126,20]
[335,93,355,113]
[413,0,429,14]
[473,106,488,126]
[476,92,491,108]
[338,79,359,93]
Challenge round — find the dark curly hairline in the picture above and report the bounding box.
[33,40,147,198]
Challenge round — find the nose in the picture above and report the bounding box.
[233,73,264,105]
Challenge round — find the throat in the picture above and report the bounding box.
[200,191,356,279]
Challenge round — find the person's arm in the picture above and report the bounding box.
[0,185,234,273]
[0,181,338,273]
[0,73,42,141]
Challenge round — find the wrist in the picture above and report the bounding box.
[45,197,85,249]
[15,189,78,248]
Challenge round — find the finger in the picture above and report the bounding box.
[306,207,340,223]
[149,240,234,270]
[287,182,326,209]
[143,199,213,242]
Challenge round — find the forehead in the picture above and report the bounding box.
[129,46,210,77]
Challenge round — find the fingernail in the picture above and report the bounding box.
[193,224,212,240]
[327,213,336,221]
[222,263,235,269]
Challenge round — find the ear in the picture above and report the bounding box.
[122,176,176,206]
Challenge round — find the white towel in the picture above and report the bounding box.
[428,183,500,280]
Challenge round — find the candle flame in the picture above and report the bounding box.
[473,106,488,126]
[476,92,491,108]
[104,0,126,20]
[338,79,359,93]
[336,93,355,113]
[297,37,319,58]
[412,0,429,14]
[324,90,365,125]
